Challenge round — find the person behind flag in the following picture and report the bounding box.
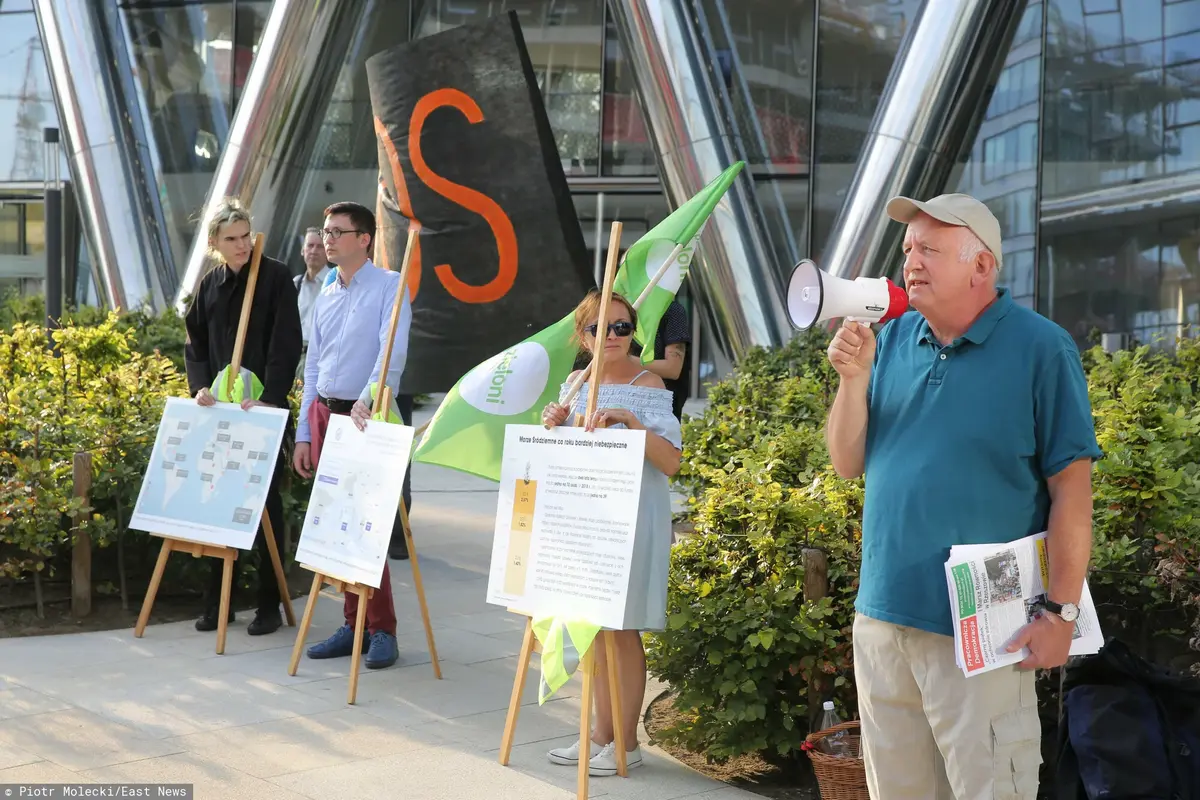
[539,289,682,777]
[292,200,411,670]
[184,197,303,636]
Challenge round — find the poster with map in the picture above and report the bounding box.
[294,414,415,589]
[129,397,291,550]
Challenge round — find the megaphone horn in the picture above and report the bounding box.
[786,259,909,330]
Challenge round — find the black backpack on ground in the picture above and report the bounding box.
[1055,638,1200,799]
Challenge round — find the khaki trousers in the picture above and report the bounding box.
[852,613,1042,800]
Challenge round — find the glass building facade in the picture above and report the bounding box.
[4,0,1200,391]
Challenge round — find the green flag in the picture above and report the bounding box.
[411,161,745,482]
[532,615,601,704]
[411,313,579,481]
[614,161,744,364]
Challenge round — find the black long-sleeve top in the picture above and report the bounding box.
[183,255,303,409]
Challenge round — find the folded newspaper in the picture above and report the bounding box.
[944,531,1103,677]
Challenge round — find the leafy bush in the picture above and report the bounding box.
[647,327,864,763]
[0,294,309,608]
[1081,337,1200,664]
[649,324,1200,765]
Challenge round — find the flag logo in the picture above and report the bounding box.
[458,341,553,416]
[643,233,699,295]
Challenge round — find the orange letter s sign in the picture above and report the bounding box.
[409,88,518,304]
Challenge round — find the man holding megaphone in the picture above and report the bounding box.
[818,193,1101,800]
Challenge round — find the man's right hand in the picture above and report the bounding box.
[293,442,313,479]
[827,320,876,382]
[196,388,216,407]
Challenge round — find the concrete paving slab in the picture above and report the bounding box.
[269,745,607,800]
[0,685,73,720]
[0,743,43,770]
[0,707,186,770]
[411,698,583,753]
[165,707,448,779]
[0,433,746,800]
[0,760,89,786]
[82,752,312,800]
[505,734,726,800]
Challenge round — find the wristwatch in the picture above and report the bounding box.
[1040,599,1079,623]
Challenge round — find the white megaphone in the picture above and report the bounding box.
[786,259,909,330]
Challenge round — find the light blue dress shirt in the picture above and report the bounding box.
[296,260,412,444]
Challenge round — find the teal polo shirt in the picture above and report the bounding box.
[858,287,1102,637]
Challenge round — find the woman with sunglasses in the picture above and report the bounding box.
[540,289,683,778]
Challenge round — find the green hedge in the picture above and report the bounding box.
[0,292,312,605]
[646,326,1200,764]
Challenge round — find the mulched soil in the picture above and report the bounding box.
[644,690,819,799]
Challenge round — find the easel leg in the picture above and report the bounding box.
[216,552,235,655]
[261,513,296,626]
[348,587,370,705]
[289,572,323,676]
[577,648,594,800]
[134,539,173,638]
[603,631,629,777]
[499,617,536,766]
[399,500,441,679]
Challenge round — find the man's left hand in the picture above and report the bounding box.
[350,400,371,431]
[1005,611,1073,669]
[241,399,275,411]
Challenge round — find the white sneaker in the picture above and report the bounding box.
[547,738,603,766]
[589,741,643,776]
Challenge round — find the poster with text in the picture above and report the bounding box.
[129,397,290,550]
[295,415,415,589]
[486,424,645,629]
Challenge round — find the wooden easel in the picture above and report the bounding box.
[497,222,630,798]
[286,228,442,705]
[135,233,297,654]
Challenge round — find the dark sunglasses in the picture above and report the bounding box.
[585,321,634,337]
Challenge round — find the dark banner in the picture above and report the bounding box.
[366,11,593,395]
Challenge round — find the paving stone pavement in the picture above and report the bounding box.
[0,400,756,799]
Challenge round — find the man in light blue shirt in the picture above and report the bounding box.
[292,200,411,670]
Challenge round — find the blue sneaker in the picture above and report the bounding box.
[365,631,398,669]
[306,624,369,659]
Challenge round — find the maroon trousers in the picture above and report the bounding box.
[308,400,398,637]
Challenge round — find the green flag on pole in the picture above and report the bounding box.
[411,161,745,482]
[613,161,744,363]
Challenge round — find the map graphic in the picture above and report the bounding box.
[295,414,414,589]
[129,397,291,550]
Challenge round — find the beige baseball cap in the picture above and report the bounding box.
[885,193,1003,271]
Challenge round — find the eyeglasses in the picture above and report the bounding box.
[321,228,363,240]
[584,321,634,337]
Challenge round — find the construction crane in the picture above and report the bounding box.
[0,37,47,181]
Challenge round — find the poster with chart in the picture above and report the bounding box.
[486,424,645,630]
[295,415,415,589]
[129,397,291,550]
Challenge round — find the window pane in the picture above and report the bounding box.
[123,2,239,269]
[811,0,922,258]
[0,204,20,255]
[24,200,42,254]
[1040,213,1200,348]
[0,12,59,182]
[413,0,603,177]
[698,0,815,175]
[1042,0,1200,197]
[601,16,655,176]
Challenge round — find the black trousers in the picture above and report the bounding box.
[206,458,286,614]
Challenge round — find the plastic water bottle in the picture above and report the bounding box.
[817,700,852,757]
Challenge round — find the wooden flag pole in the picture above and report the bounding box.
[288,227,441,705]
[559,239,688,408]
[497,221,629,798]
[136,233,296,651]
